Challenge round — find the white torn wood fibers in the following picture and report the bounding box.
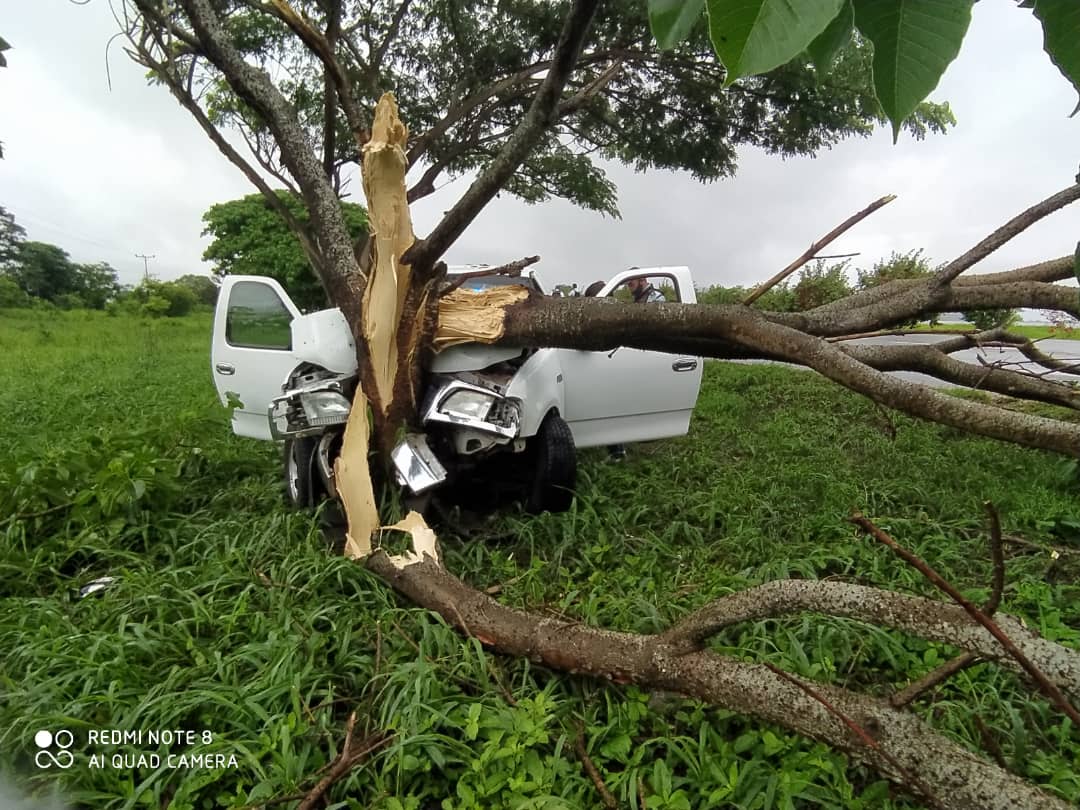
[435,287,530,349]
[380,511,440,568]
[332,394,377,560]
[360,93,414,414]
[336,92,418,560]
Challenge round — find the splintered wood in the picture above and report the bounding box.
[334,92,438,563]
[360,93,414,417]
[333,397,377,559]
[435,287,530,349]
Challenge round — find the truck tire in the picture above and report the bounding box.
[525,413,577,513]
[283,437,317,509]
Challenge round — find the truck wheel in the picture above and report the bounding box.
[525,413,577,513]
[283,437,317,509]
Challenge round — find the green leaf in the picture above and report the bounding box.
[648,0,706,50]
[652,759,672,798]
[706,0,846,85]
[1032,1,1080,116]
[807,0,853,75]
[853,0,974,141]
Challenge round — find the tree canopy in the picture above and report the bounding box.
[130,0,953,223]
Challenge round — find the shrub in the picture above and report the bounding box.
[0,275,30,308]
[962,308,1019,331]
[793,259,852,310]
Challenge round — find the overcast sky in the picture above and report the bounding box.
[1,0,1077,291]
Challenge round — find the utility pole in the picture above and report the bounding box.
[135,253,155,282]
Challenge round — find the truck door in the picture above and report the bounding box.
[211,276,302,440]
[557,267,703,448]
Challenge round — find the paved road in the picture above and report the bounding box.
[733,335,1080,389]
[852,335,1080,388]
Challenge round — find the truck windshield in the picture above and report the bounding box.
[448,274,541,293]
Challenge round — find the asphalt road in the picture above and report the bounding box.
[851,334,1080,388]
[732,335,1080,389]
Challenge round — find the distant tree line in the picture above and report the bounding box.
[0,206,217,317]
[697,250,1020,330]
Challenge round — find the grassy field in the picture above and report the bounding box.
[2,308,1079,810]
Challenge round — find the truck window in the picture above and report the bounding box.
[226,281,293,350]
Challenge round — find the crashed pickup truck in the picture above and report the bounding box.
[210,267,703,513]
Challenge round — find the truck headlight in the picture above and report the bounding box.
[439,389,495,421]
[300,391,351,426]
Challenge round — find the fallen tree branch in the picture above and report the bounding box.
[366,551,1073,809]
[743,194,896,305]
[485,297,1080,456]
[763,662,945,810]
[297,712,391,810]
[657,579,1080,696]
[574,720,618,810]
[851,513,1080,726]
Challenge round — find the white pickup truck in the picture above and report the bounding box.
[210,267,703,512]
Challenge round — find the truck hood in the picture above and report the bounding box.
[292,308,521,374]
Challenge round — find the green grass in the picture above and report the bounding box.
[2,309,1079,809]
[913,322,1080,341]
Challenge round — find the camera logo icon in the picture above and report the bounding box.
[34,730,74,769]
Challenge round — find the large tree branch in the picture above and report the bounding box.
[129,32,325,281]
[807,255,1077,321]
[451,295,1080,456]
[842,341,1080,410]
[932,183,1080,287]
[367,553,1072,810]
[173,0,363,317]
[401,0,602,274]
[658,579,1080,697]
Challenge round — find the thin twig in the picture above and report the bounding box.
[984,502,1005,616]
[573,721,617,809]
[440,255,540,296]
[974,715,1009,770]
[763,663,945,809]
[484,574,525,595]
[743,194,896,305]
[1002,534,1079,557]
[1,502,74,526]
[890,652,982,708]
[851,513,1080,726]
[827,328,979,343]
[297,713,390,810]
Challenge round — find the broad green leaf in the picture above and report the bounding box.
[1031,1,1080,116]
[853,0,974,141]
[706,0,846,86]
[807,0,853,76]
[648,0,706,50]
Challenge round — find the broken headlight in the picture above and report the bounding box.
[300,390,351,427]
[440,389,495,421]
